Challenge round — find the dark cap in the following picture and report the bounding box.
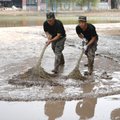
[78,16,87,22]
[46,12,55,20]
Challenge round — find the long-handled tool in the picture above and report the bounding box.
[9,43,55,86]
[35,44,48,68]
[32,43,54,79]
[67,40,86,80]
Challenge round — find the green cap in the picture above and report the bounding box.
[46,12,55,20]
[78,16,87,22]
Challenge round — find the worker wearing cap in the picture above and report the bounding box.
[76,16,98,75]
[43,12,66,74]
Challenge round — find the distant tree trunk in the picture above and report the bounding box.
[87,0,91,11]
[50,0,53,11]
[111,0,118,9]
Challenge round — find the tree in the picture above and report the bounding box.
[76,0,98,10]
[46,0,99,11]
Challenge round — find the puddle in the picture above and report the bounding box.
[0,54,119,101]
[0,24,120,101]
[0,24,120,120]
[0,95,120,120]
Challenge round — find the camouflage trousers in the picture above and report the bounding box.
[51,37,66,72]
[86,43,97,74]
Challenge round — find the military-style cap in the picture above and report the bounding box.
[46,12,55,20]
[78,16,87,22]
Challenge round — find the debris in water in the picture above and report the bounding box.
[100,71,113,79]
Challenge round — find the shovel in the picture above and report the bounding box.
[67,47,85,80]
[35,44,48,68]
[32,43,53,79]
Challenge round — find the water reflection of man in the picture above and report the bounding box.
[45,100,65,120]
[44,86,65,120]
[111,108,120,120]
[76,83,97,120]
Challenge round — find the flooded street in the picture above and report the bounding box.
[0,23,120,119]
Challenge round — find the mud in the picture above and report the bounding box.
[4,53,120,101]
[0,23,120,101]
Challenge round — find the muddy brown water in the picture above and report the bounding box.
[0,24,120,101]
[0,24,120,120]
[8,53,120,101]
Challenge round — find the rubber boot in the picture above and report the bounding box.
[52,54,61,74]
[88,60,94,75]
[88,64,93,75]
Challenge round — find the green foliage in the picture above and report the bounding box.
[76,0,98,6]
[46,0,99,11]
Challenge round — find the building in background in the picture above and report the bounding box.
[0,0,13,8]
[0,0,43,11]
[0,0,119,11]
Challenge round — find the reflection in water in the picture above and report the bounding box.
[1,96,120,120]
[44,86,65,120]
[111,108,120,120]
[45,100,65,120]
[76,83,97,120]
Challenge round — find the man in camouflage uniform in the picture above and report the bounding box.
[76,16,98,75]
[43,12,66,74]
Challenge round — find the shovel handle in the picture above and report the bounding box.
[36,44,48,67]
[75,49,84,69]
